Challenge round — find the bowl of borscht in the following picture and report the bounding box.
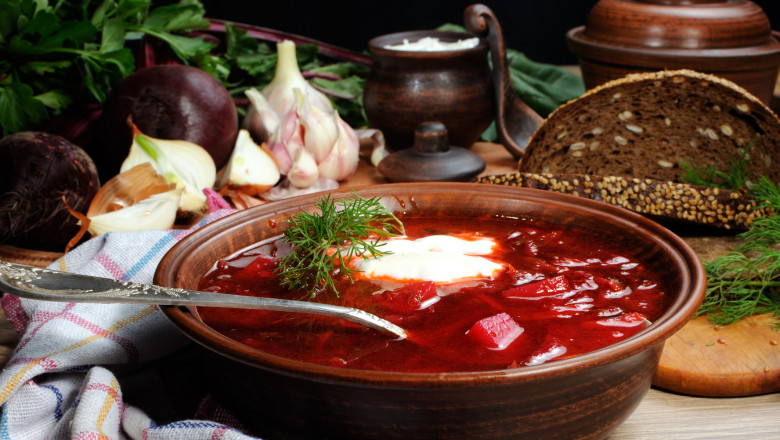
[155,182,706,440]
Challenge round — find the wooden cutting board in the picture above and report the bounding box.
[653,313,780,397]
[652,234,780,397]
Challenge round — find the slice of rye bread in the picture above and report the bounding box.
[477,70,777,230]
[517,69,780,183]
[477,172,767,231]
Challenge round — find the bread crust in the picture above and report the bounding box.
[478,171,767,230]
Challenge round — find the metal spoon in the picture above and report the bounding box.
[0,260,407,339]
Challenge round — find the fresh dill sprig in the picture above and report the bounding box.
[695,176,780,327]
[680,141,753,191]
[276,192,404,298]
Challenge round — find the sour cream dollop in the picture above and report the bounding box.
[351,234,504,283]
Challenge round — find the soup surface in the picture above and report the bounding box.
[197,215,667,372]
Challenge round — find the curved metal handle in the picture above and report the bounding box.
[465,4,543,159]
[0,260,406,339]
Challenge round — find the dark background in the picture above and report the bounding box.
[200,0,780,65]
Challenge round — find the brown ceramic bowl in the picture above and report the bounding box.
[567,0,780,105]
[154,183,706,440]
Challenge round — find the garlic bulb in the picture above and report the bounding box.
[120,127,216,214]
[262,40,332,116]
[268,88,360,186]
[87,190,182,235]
[257,40,362,196]
[218,129,281,196]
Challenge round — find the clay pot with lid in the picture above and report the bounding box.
[567,0,780,104]
[363,30,495,151]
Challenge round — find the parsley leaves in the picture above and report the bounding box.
[0,0,215,136]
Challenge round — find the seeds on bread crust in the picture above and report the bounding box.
[478,172,767,230]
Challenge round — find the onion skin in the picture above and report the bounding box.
[88,65,238,182]
[0,132,100,252]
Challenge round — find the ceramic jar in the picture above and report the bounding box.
[567,0,780,104]
[363,30,494,151]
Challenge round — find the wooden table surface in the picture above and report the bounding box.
[0,141,778,438]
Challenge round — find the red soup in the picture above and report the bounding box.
[197,215,667,372]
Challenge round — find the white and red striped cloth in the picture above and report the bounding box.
[0,206,267,439]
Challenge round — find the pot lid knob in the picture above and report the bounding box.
[377,121,486,182]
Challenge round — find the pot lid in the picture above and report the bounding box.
[377,121,485,183]
[568,0,780,65]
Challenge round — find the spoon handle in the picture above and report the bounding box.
[0,260,406,339]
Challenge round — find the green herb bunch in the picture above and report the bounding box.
[276,193,404,299]
[0,0,370,136]
[694,176,780,327]
[0,0,218,136]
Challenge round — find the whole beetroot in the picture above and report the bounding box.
[88,65,238,181]
[0,132,100,251]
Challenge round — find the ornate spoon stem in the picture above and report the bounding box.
[0,260,407,339]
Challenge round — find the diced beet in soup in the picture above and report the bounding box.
[467,312,524,350]
[197,215,666,372]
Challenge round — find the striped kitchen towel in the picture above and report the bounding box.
[0,207,263,440]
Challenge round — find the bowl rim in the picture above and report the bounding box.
[155,182,706,387]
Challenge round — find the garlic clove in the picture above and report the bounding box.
[295,88,339,163]
[267,102,305,175]
[262,40,332,116]
[287,148,319,188]
[265,123,291,174]
[87,189,182,236]
[355,128,389,167]
[243,88,280,144]
[120,125,216,215]
[318,112,360,181]
[218,129,281,196]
